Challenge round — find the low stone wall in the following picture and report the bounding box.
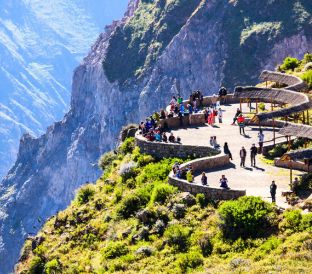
[135,133,218,159]
[159,113,206,129]
[168,154,246,200]
[274,158,312,172]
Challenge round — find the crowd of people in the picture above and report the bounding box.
[137,86,288,203]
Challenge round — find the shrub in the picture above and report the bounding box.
[177,251,203,272]
[45,259,61,274]
[218,196,276,239]
[279,56,300,71]
[132,147,155,167]
[301,70,312,88]
[165,224,191,252]
[279,209,302,233]
[268,144,287,159]
[150,184,177,204]
[117,187,150,218]
[197,233,213,257]
[196,193,207,208]
[258,102,265,111]
[76,184,95,205]
[300,213,312,232]
[98,151,118,171]
[119,137,135,155]
[304,62,312,71]
[103,242,129,259]
[302,53,312,65]
[28,256,45,274]
[119,161,137,182]
[136,158,182,185]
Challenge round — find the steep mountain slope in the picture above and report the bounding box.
[1,0,312,272]
[0,0,128,179]
[15,141,312,273]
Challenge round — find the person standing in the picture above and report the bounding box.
[201,172,208,186]
[237,114,246,135]
[223,142,233,160]
[250,143,258,167]
[258,130,264,154]
[240,146,247,167]
[218,108,223,123]
[232,108,242,125]
[270,181,277,203]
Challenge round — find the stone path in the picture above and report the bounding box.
[171,104,304,208]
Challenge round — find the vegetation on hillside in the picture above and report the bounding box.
[17,138,312,273]
[102,0,202,84]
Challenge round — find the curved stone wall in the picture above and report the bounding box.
[260,70,307,91]
[168,155,246,200]
[135,133,218,159]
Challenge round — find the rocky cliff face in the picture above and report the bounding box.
[1,0,312,272]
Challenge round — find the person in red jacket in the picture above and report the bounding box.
[237,114,246,135]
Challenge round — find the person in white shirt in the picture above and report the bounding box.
[218,108,223,123]
[258,130,264,153]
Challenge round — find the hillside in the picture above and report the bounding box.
[2,0,312,273]
[16,138,312,273]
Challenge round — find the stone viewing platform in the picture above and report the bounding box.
[135,70,311,207]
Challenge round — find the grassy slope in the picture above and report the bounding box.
[102,0,202,84]
[17,138,312,274]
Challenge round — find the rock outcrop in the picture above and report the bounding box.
[1,0,312,272]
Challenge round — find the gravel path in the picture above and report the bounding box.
[170,103,303,208]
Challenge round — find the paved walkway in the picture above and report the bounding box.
[171,104,303,208]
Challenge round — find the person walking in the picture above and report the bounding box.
[240,146,247,167]
[250,143,258,167]
[237,114,246,135]
[232,108,242,125]
[258,130,264,154]
[270,181,277,203]
[223,142,233,160]
[201,172,208,186]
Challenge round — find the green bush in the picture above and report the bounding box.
[102,242,129,259]
[258,102,265,111]
[268,144,287,159]
[197,233,213,257]
[98,151,118,171]
[117,187,150,218]
[45,259,61,274]
[150,183,177,205]
[119,137,135,155]
[196,193,207,208]
[165,224,191,252]
[132,147,155,167]
[301,70,312,88]
[302,53,312,65]
[28,256,45,274]
[279,56,300,71]
[136,158,182,185]
[280,209,302,233]
[177,251,203,272]
[218,196,276,239]
[76,184,95,205]
[300,213,312,232]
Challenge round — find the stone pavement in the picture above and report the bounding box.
[170,103,304,208]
